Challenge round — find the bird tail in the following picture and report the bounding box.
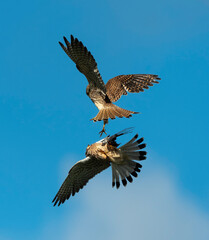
[111,134,147,189]
[92,103,138,122]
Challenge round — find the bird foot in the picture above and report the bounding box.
[99,128,107,137]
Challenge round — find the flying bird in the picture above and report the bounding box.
[59,35,161,135]
[52,128,147,206]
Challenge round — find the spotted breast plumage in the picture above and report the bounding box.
[52,128,147,206]
[59,35,160,135]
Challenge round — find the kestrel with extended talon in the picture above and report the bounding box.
[59,35,160,135]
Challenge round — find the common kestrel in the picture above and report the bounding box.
[52,128,147,206]
[59,35,160,135]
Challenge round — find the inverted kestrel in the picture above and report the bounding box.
[52,128,147,206]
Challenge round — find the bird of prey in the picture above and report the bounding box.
[59,35,161,135]
[52,128,147,206]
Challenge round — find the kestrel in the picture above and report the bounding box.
[52,128,147,206]
[59,35,160,136]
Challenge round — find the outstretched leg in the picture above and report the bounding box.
[99,119,108,137]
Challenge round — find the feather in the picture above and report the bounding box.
[106,74,161,102]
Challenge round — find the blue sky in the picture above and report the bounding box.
[1,0,209,239]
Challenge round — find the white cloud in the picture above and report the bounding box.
[41,163,209,240]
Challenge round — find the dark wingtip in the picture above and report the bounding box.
[135,168,141,173]
[139,143,146,149]
[137,137,144,144]
[139,156,147,160]
[140,150,147,155]
[135,163,142,169]
[116,181,120,189]
[122,179,127,186]
[63,36,69,46]
[112,181,115,188]
[53,198,60,207]
[131,171,138,178]
[127,175,133,183]
[59,41,65,48]
[75,37,79,44]
[52,195,58,207]
[70,35,74,42]
[134,133,139,139]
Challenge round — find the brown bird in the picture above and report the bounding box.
[59,35,160,135]
[52,128,147,206]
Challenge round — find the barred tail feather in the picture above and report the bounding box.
[92,104,138,122]
[111,134,147,188]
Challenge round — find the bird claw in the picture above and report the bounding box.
[99,128,107,137]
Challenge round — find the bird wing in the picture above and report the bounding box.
[96,128,133,148]
[59,35,106,93]
[52,156,110,206]
[106,74,161,102]
[106,128,134,147]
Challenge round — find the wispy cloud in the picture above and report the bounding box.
[40,162,209,240]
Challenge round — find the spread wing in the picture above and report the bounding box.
[52,156,110,206]
[59,35,106,93]
[106,74,161,102]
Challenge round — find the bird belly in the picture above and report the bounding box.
[94,101,105,110]
[88,89,106,110]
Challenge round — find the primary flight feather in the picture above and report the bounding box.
[59,35,160,135]
[52,128,147,206]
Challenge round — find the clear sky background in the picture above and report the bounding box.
[1,0,209,239]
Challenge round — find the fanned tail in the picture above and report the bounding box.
[111,134,147,188]
[92,103,138,122]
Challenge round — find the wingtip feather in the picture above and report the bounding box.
[70,35,74,42]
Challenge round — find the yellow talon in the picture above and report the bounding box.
[99,124,107,137]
